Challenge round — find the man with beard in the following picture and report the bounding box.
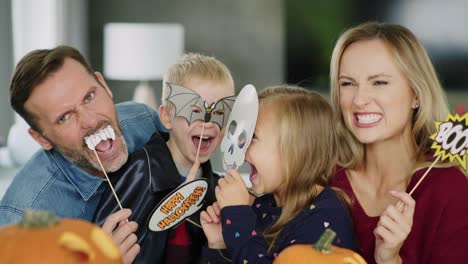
[0,46,165,260]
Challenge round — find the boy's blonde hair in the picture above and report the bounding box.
[161,53,234,104]
[258,85,340,251]
[329,22,461,174]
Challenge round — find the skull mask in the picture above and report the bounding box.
[221,84,258,171]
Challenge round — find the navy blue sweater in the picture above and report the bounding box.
[204,188,357,263]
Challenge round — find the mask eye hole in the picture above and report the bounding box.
[238,130,247,149]
[228,121,237,136]
[191,105,202,113]
[213,110,224,116]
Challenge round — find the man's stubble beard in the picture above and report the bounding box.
[50,132,129,175]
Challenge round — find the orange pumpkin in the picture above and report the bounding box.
[274,229,366,264]
[0,210,123,264]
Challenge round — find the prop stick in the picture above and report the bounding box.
[408,155,441,196]
[185,122,206,184]
[396,112,468,211]
[92,149,127,222]
[396,155,441,211]
[182,123,207,229]
[195,122,206,163]
[186,218,202,228]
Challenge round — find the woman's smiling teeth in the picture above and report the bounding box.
[84,125,116,150]
[356,113,383,124]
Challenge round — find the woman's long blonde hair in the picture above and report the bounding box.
[258,85,339,251]
[329,22,462,174]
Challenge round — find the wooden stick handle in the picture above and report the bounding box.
[195,122,206,164]
[93,150,128,223]
[396,155,441,211]
[408,155,441,196]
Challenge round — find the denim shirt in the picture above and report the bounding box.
[0,102,165,226]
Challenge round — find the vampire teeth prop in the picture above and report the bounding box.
[84,125,116,150]
[84,125,126,218]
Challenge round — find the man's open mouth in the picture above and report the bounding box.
[84,125,116,153]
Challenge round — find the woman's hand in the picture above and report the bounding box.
[200,202,225,249]
[215,170,250,209]
[374,190,415,264]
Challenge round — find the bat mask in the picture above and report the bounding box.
[165,82,237,129]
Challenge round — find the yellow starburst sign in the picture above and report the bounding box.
[431,113,468,170]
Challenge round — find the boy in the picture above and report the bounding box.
[93,53,235,264]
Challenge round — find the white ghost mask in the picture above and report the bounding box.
[220,84,258,171]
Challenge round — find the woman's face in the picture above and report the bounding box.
[338,39,418,145]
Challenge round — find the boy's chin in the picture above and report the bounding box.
[192,150,217,163]
[192,155,210,164]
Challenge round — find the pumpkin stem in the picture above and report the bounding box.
[19,209,59,228]
[314,228,336,254]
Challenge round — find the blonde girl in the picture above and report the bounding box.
[201,85,357,263]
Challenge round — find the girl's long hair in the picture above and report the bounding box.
[258,85,340,251]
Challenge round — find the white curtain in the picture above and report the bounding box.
[4,0,88,166]
[12,0,88,64]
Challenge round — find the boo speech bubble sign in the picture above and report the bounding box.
[148,179,208,232]
[431,113,468,170]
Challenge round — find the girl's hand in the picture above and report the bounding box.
[200,202,225,249]
[215,170,250,209]
[374,191,415,264]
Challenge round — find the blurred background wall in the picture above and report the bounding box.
[0,0,14,141]
[286,0,468,105]
[88,0,284,104]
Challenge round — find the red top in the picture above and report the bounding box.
[332,166,468,264]
[164,222,191,263]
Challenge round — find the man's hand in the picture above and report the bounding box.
[101,209,140,264]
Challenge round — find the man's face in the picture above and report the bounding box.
[24,58,128,176]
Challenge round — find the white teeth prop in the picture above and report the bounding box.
[84,125,117,150]
[99,131,107,141]
[92,135,101,147]
[104,127,111,139]
[85,137,95,150]
[108,126,116,140]
[357,114,382,124]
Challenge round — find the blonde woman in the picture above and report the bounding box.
[201,86,357,263]
[330,22,468,264]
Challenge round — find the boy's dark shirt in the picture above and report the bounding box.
[93,132,220,263]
